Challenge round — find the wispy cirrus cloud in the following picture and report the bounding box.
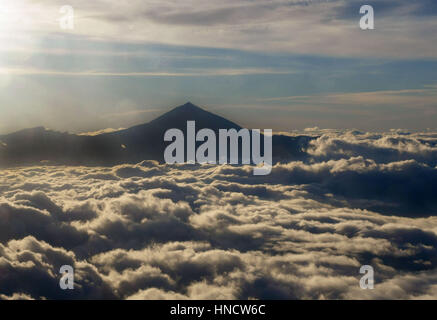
[0,67,295,77]
[2,0,437,59]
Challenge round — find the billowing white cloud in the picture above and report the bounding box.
[1,130,437,299]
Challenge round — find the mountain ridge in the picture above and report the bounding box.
[0,102,312,167]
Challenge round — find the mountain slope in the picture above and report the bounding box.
[105,102,244,163]
[0,103,311,167]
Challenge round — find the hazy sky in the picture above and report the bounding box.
[0,0,436,133]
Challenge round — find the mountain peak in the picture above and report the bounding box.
[152,102,210,121]
[174,102,203,112]
[144,102,241,132]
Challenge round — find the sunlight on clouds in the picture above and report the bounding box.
[1,131,437,299]
[1,0,437,59]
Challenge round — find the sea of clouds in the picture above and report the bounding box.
[1,130,437,300]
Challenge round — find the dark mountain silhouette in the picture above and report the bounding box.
[0,102,313,167]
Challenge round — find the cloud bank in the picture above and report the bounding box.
[1,130,437,299]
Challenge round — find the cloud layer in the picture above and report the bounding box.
[1,130,437,299]
[2,0,437,59]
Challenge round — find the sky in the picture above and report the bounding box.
[0,0,436,134]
